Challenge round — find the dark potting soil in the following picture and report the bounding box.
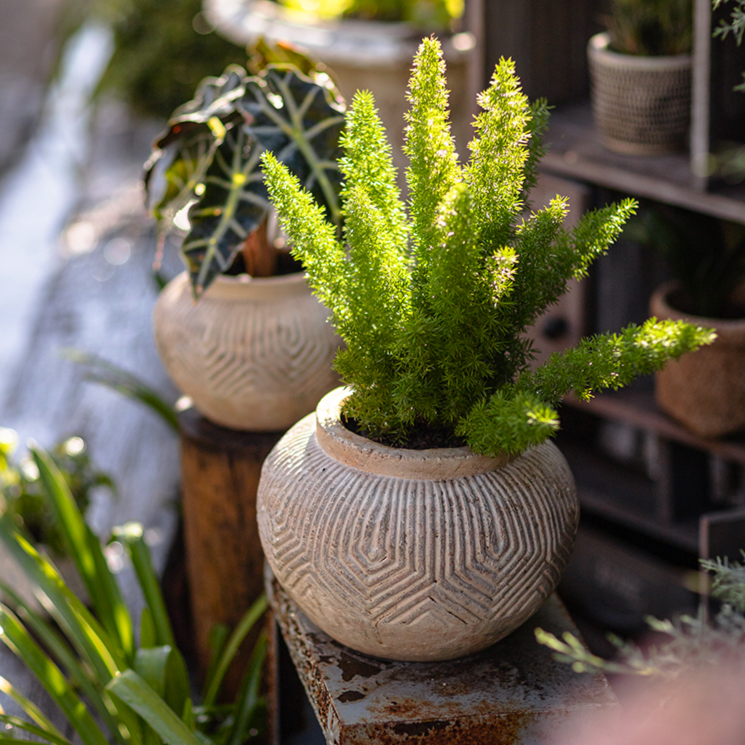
[225,249,302,277]
[343,417,467,450]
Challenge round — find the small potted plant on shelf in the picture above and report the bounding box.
[625,205,745,438]
[253,38,714,662]
[146,51,345,432]
[587,0,693,154]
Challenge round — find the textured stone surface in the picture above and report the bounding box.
[258,388,579,661]
[153,271,341,431]
[651,281,745,438]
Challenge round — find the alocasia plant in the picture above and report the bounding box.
[145,60,346,297]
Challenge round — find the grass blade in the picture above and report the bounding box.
[30,446,134,662]
[62,349,178,432]
[0,581,125,745]
[107,671,203,745]
[0,606,110,745]
[226,631,267,745]
[0,676,69,742]
[0,517,122,682]
[0,714,71,745]
[114,524,174,648]
[202,595,267,708]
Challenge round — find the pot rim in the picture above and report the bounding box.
[170,269,311,301]
[651,280,745,339]
[203,0,473,67]
[588,32,692,69]
[314,387,516,480]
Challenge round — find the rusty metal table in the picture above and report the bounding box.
[266,566,618,744]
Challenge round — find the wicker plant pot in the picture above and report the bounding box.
[153,271,341,432]
[651,282,745,439]
[587,32,692,155]
[257,387,579,661]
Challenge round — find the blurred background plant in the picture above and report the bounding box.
[713,0,745,90]
[0,428,114,556]
[87,0,248,120]
[622,204,745,318]
[536,553,745,678]
[604,0,693,56]
[0,443,268,745]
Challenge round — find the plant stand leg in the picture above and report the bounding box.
[178,408,282,697]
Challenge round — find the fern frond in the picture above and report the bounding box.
[404,36,461,295]
[260,151,351,329]
[340,90,409,250]
[466,57,531,249]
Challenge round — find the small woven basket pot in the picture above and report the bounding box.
[587,32,692,155]
[651,282,745,439]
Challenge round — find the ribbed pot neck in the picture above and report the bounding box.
[314,387,514,480]
[195,271,311,302]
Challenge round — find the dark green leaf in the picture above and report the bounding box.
[202,595,267,707]
[30,446,134,663]
[0,606,110,745]
[107,671,203,745]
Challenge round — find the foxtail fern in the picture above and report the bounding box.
[262,37,715,456]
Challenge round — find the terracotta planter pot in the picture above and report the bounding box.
[651,282,745,439]
[257,387,579,661]
[153,271,341,432]
[587,32,692,154]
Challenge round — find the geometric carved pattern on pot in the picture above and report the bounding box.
[257,389,579,661]
[153,271,341,431]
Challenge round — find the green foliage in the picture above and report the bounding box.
[145,60,345,297]
[0,443,267,745]
[91,0,248,119]
[605,0,693,56]
[262,37,714,456]
[0,431,114,557]
[623,204,745,318]
[536,553,745,678]
[713,0,745,91]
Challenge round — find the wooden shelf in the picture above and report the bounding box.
[541,103,745,225]
[559,440,701,555]
[563,389,745,465]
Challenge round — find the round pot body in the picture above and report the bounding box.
[587,33,692,154]
[257,387,579,661]
[153,271,341,431]
[651,282,745,439]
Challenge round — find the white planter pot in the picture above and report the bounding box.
[651,282,745,438]
[257,387,579,661]
[204,0,475,175]
[153,271,341,431]
[587,32,692,154]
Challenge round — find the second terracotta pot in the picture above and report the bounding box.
[153,271,341,432]
[651,282,745,438]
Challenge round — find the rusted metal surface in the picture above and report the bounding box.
[266,564,619,744]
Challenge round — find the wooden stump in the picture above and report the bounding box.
[178,408,283,695]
